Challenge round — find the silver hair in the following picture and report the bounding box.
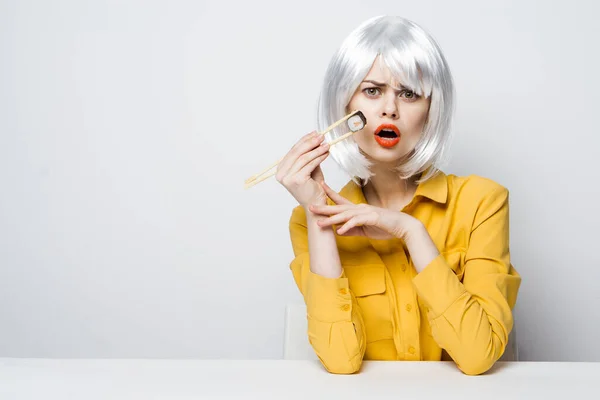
[316,15,455,184]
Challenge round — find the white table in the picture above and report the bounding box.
[1,358,598,399]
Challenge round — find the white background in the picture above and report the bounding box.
[1,0,599,361]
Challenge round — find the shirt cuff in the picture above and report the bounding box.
[305,269,353,323]
[412,253,466,318]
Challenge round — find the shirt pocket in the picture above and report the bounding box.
[344,264,393,343]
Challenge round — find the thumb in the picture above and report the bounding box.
[311,165,324,183]
[321,181,353,205]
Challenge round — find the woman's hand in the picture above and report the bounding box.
[275,131,330,207]
[308,182,423,241]
[309,182,441,273]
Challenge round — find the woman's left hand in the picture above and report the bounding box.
[308,182,423,241]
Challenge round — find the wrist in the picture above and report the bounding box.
[305,209,328,226]
[302,199,327,214]
[400,217,425,242]
[404,222,440,273]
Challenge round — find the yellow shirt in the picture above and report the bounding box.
[288,170,521,375]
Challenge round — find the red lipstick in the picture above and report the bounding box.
[374,124,401,148]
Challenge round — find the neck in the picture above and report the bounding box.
[362,164,418,211]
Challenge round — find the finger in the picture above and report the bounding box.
[316,209,357,228]
[315,205,373,221]
[292,144,329,178]
[335,210,380,234]
[337,215,368,235]
[277,131,323,178]
[336,227,364,237]
[309,204,354,216]
[289,140,329,174]
[282,133,324,172]
[296,130,319,147]
[291,130,319,152]
[322,182,354,205]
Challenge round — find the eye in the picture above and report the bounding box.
[401,90,419,100]
[363,87,381,96]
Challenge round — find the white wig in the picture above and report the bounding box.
[316,15,455,184]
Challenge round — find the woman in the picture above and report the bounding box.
[276,15,521,375]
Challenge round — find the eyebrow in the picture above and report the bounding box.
[362,80,409,91]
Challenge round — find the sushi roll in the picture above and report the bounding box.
[347,110,367,132]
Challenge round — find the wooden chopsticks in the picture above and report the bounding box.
[244,110,366,189]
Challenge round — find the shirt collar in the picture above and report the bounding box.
[414,168,448,204]
[337,168,448,206]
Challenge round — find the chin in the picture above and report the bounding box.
[360,145,410,165]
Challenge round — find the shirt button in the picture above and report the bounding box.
[339,288,348,295]
[405,304,412,312]
[401,265,407,272]
[408,346,416,355]
[341,304,351,312]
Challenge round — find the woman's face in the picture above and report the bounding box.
[346,57,431,166]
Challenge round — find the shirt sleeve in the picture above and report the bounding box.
[412,185,522,375]
[288,206,367,374]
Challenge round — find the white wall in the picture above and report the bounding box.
[1,0,599,361]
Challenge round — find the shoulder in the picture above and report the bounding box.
[443,173,510,227]
[443,173,511,232]
[447,173,509,204]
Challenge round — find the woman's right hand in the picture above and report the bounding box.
[275,130,330,208]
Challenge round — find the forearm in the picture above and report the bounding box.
[413,258,512,375]
[305,207,343,278]
[407,217,519,375]
[404,222,440,274]
[292,207,365,374]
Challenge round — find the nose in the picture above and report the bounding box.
[380,92,398,119]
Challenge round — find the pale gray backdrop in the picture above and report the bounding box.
[1,0,599,361]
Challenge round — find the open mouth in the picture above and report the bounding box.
[374,124,400,148]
